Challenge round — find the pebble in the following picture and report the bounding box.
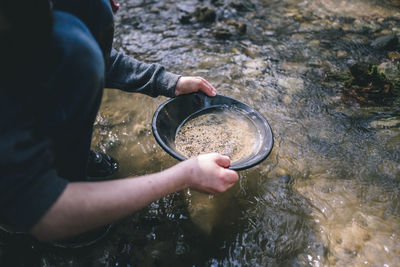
[244,46,261,58]
[387,51,400,61]
[370,117,400,129]
[377,62,400,80]
[193,6,216,23]
[337,50,347,59]
[283,95,292,105]
[278,77,305,94]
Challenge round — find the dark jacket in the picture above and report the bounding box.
[0,0,179,232]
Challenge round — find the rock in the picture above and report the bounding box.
[342,62,396,107]
[149,7,160,14]
[388,51,400,61]
[244,45,261,58]
[178,13,192,24]
[279,174,294,185]
[370,117,400,129]
[337,50,347,59]
[377,62,400,81]
[330,222,371,258]
[244,58,267,69]
[229,0,255,11]
[193,6,216,23]
[213,26,234,39]
[390,0,400,7]
[308,40,320,47]
[176,3,195,13]
[211,0,225,7]
[226,19,247,35]
[348,62,374,86]
[212,21,246,40]
[278,77,305,94]
[243,58,267,77]
[283,95,292,105]
[371,34,399,50]
[378,160,400,181]
[132,123,150,136]
[281,61,310,75]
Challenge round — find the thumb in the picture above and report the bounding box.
[215,154,231,168]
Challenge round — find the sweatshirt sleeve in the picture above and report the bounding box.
[105,48,181,98]
[0,95,68,232]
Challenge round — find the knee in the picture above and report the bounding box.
[52,11,105,89]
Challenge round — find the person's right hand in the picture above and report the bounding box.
[179,153,239,194]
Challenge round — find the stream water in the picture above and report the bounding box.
[1,0,399,266]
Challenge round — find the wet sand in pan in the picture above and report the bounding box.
[175,108,259,163]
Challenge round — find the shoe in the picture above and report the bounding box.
[51,223,113,249]
[0,223,25,234]
[0,222,113,249]
[87,151,119,179]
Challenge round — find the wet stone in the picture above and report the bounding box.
[340,62,397,107]
[278,77,305,94]
[212,20,247,40]
[212,24,236,39]
[211,0,225,7]
[279,174,294,185]
[370,117,400,129]
[229,0,256,11]
[371,34,399,50]
[178,13,193,24]
[244,45,261,58]
[377,62,400,81]
[226,19,247,35]
[337,50,347,59]
[388,51,400,60]
[378,160,400,181]
[193,6,217,23]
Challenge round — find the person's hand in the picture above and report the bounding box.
[179,153,239,194]
[109,0,120,13]
[175,76,217,97]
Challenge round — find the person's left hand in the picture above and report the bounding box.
[175,76,217,97]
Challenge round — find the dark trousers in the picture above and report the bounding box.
[40,0,114,180]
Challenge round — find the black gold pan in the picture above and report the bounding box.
[152,93,274,170]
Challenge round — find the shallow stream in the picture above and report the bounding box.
[1,0,399,266]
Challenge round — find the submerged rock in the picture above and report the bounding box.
[370,117,400,129]
[324,59,399,107]
[212,20,247,40]
[342,62,398,106]
[388,51,400,61]
[243,58,266,77]
[279,174,294,185]
[213,26,235,39]
[278,77,305,94]
[211,0,225,7]
[178,13,193,24]
[193,6,217,23]
[377,62,400,81]
[229,0,256,11]
[370,34,399,50]
[226,19,247,34]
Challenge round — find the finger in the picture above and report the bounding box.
[225,177,238,189]
[201,78,217,95]
[197,77,217,96]
[219,169,239,190]
[215,154,231,168]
